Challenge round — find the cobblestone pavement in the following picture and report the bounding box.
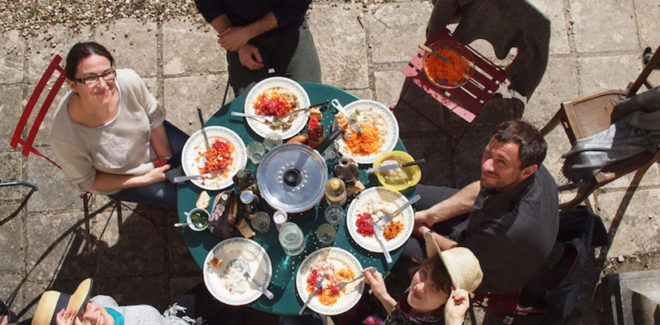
[1,1,658,324]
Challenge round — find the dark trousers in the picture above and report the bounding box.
[108,121,188,211]
[402,184,468,260]
[227,19,322,97]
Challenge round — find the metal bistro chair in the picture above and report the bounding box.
[9,55,152,239]
[540,45,660,210]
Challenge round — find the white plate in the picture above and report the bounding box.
[203,238,272,306]
[335,100,399,164]
[244,77,310,139]
[346,187,414,253]
[296,247,364,315]
[181,126,247,191]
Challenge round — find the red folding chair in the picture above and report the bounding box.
[10,55,66,169]
[396,5,522,153]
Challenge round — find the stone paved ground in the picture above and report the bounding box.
[1,1,659,324]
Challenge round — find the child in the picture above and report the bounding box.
[363,231,483,324]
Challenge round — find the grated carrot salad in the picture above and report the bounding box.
[424,47,469,85]
[383,220,404,241]
[345,124,383,155]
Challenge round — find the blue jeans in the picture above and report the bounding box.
[109,121,188,211]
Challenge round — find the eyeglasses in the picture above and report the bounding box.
[72,69,116,86]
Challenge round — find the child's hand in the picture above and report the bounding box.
[55,309,76,325]
[444,289,469,325]
[363,269,388,300]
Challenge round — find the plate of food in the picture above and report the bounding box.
[346,187,414,253]
[334,100,399,164]
[296,247,364,315]
[203,237,272,306]
[244,76,310,139]
[181,126,247,191]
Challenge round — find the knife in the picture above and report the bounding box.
[371,220,392,263]
[331,99,362,134]
[299,273,326,315]
[197,107,211,151]
[376,194,421,227]
[366,158,426,174]
[281,100,330,119]
[173,171,218,183]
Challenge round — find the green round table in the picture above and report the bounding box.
[177,81,416,315]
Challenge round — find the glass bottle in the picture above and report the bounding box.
[233,168,259,195]
[306,118,325,148]
[239,190,260,218]
[325,177,347,206]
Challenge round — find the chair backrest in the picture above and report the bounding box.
[10,54,65,169]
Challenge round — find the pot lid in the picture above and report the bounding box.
[257,143,328,213]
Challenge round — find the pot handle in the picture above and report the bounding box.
[316,128,342,154]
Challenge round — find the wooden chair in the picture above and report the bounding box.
[540,45,660,210]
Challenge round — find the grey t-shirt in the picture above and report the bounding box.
[50,69,165,194]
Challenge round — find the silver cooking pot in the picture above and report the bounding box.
[256,129,341,213]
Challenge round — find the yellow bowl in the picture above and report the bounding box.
[372,151,421,192]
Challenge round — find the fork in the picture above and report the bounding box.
[336,267,376,290]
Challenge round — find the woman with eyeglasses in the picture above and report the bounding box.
[50,41,188,211]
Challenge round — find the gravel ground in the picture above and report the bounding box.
[1,0,403,37]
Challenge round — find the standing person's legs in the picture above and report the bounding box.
[269,19,322,83]
[227,49,270,97]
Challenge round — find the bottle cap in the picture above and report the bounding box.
[240,190,254,204]
[309,118,319,128]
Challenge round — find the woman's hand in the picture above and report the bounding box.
[444,289,470,325]
[55,309,76,325]
[141,164,170,185]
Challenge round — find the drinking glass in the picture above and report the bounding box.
[250,211,271,233]
[273,209,288,230]
[246,141,266,164]
[278,222,305,256]
[263,132,283,150]
[316,223,336,246]
[324,204,345,225]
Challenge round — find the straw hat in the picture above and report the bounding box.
[32,278,93,325]
[424,231,483,292]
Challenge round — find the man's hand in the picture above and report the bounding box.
[218,26,253,52]
[413,210,435,237]
[237,44,264,70]
[444,289,470,325]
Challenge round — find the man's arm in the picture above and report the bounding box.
[218,12,278,51]
[415,181,481,227]
[208,13,233,34]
